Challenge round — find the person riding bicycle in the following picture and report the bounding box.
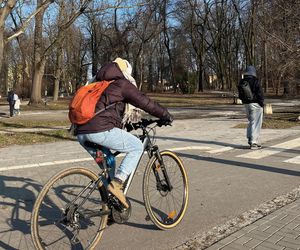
[76,58,173,208]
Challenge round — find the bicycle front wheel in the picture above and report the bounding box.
[143,150,188,230]
[31,167,108,250]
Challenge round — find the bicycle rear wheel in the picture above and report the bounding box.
[31,167,108,250]
[143,150,188,230]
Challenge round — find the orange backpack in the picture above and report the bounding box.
[69,81,113,125]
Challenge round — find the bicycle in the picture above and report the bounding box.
[31,118,189,249]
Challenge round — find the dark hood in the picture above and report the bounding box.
[244,65,257,77]
[95,62,125,81]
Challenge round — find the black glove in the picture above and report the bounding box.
[124,122,134,132]
[158,112,174,126]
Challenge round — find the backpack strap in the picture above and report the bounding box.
[94,102,118,116]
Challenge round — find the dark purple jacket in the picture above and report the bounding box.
[76,62,169,134]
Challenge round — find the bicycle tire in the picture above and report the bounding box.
[143,150,188,230]
[31,167,108,250]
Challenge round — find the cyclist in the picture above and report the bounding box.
[76,58,173,208]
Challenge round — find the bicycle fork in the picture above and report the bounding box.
[152,148,173,192]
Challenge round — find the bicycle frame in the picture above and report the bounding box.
[123,121,173,194]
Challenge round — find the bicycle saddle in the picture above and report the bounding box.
[84,140,103,150]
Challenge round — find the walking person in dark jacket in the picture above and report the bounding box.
[238,65,264,150]
[76,58,173,208]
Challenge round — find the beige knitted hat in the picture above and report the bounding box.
[114,58,132,75]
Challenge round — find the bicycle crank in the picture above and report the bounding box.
[111,198,131,224]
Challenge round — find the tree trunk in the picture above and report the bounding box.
[0,0,17,76]
[147,57,154,91]
[162,0,175,91]
[197,45,205,92]
[0,26,6,93]
[263,41,268,93]
[30,0,46,104]
[0,26,4,75]
[53,77,59,101]
[197,65,204,92]
[31,60,46,103]
[53,47,63,101]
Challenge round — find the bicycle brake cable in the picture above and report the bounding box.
[148,125,157,145]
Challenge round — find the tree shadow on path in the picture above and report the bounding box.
[0,175,42,249]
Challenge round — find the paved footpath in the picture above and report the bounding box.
[206,200,300,250]
[1,115,300,249]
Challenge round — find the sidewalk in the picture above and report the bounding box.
[208,199,300,250]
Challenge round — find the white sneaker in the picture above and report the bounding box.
[250,143,262,150]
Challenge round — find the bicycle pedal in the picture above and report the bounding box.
[111,198,131,224]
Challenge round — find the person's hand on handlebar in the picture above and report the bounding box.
[158,112,173,126]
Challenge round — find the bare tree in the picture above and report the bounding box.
[0,1,53,93]
[257,0,300,95]
[30,0,93,104]
[232,0,258,65]
[0,0,16,76]
[131,1,163,90]
[186,0,210,92]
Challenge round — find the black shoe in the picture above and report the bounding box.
[250,143,262,150]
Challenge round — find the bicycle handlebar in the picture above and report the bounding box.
[125,118,172,132]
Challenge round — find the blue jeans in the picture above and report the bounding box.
[77,128,144,182]
[245,103,263,145]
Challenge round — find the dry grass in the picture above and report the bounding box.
[0,130,75,148]
[0,119,70,128]
[234,108,300,129]
[234,118,299,129]
[20,99,71,110]
[0,116,72,148]
[148,93,233,106]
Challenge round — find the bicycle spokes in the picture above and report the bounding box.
[31,168,108,250]
[143,151,188,229]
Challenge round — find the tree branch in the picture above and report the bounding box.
[0,0,17,26]
[83,1,150,14]
[6,0,54,43]
[43,0,93,57]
